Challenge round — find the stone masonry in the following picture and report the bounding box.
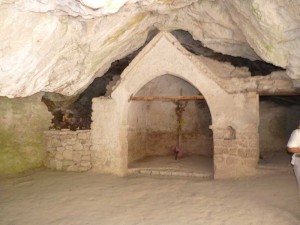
[213,128,259,178]
[44,130,92,172]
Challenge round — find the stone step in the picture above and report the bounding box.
[128,168,213,179]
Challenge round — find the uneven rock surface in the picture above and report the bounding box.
[0,0,300,97]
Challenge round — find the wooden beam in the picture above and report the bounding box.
[130,95,205,101]
[259,92,300,96]
[130,93,300,102]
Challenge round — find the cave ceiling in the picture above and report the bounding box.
[0,0,300,98]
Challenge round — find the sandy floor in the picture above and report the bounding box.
[1,169,300,225]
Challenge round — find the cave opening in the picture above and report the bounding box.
[127,75,214,177]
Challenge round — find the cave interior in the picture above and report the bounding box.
[40,30,300,178]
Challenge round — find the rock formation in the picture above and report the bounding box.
[0,0,299,98]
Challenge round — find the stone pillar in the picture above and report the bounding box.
[213,127,259,179]
[91,97,127,175]
[212,92,259,179]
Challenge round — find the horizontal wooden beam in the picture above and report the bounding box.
[259,92,300,96]
[130,93,300,102]
[130,95,205,101]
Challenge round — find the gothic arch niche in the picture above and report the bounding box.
[91,32,259,179]
[127,75,213,176]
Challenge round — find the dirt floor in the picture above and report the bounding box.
[1,169,300,225]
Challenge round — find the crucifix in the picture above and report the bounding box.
[173,97,188,160]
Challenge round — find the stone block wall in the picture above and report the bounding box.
[213,127,259,179]
[44,130,92,172]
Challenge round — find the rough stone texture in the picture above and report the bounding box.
[259,101,300,157]
[0,93,51,175]
[225,0,300,81]
[213,129,259,179]
[0,0,300,97]
[128,75,213,163]
[197,58,295,94]
[44,130,92,172]
[91,32,260,179]
[79,0,133,12]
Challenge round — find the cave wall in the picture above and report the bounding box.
[0,93,51,175]
[259,101,300,157]
[128,75,213,163]
[1,0,300,98]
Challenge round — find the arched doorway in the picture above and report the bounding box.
[127,75,213,177]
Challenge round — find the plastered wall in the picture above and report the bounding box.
[0,93,51,175]
[128,75,213,163]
